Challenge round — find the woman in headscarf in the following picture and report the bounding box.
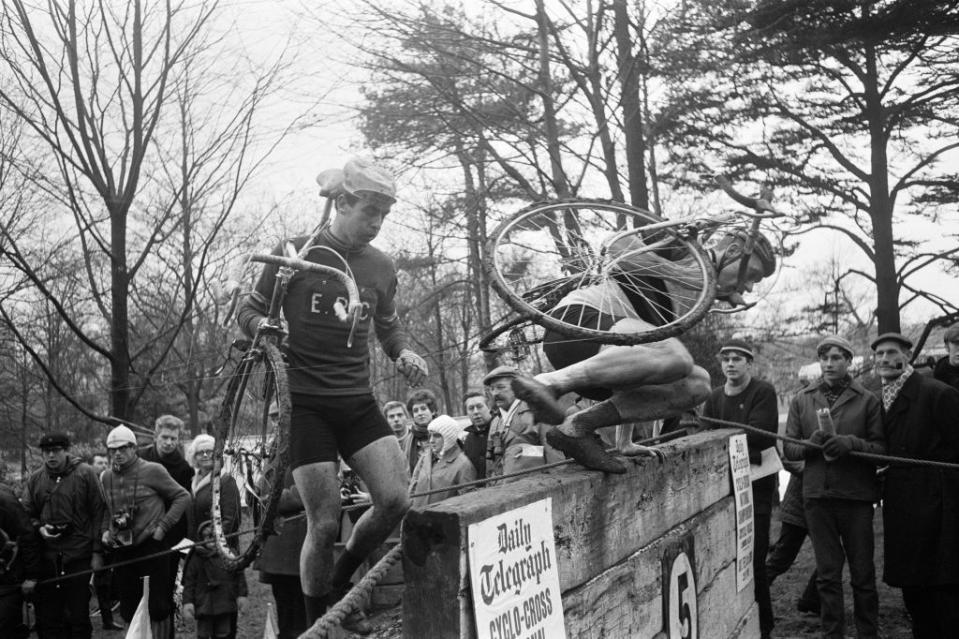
[408,415,476,508]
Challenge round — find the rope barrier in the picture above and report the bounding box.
[302,544,404,639]
[697,415,959,471]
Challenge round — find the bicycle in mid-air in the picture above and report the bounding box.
[209,194,362,571]
[479,176,788,361]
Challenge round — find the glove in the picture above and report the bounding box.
[804,430,829,458]
[182,603,195,621]
[823,435,854,458]
[396,349,428,387]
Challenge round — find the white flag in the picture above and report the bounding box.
[125,576,152,639]
[262,602,279,639]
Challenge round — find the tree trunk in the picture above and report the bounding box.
[110,207,131,419]
[863,43,900,333]
[613,0,649,208]
[535,0,571,197]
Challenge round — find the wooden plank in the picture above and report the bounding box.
[402,430,739,639]
[561,497,750,638]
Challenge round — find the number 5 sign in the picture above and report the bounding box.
[661,536,698,639]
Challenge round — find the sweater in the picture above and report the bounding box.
[236,229,409,395]
[100,457,191,546]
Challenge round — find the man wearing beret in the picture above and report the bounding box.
[237,158,429,625]
[933,323,959,391]
[21,432,106,639]
[783,335,884,639]
[701,339,778,639]
[872,332,959,638]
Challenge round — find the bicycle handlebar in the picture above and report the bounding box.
[714,175,783,219]
[250,253,362,320]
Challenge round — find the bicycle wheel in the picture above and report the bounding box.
[211,339,290,571]
[485,199,716,345]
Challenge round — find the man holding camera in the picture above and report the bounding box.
[99,425,190,639]
[21,432,106,639]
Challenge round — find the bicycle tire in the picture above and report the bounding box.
[484,199,716,345]
[211,340,290,571]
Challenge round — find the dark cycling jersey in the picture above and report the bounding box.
[238,228,409,396]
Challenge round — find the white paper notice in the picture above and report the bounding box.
[468,498,567,639]
[729,433,754,592]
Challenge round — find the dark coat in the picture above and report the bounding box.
[933,356,959,392]
[0,485,42,591]
[188,473,240,543]
[881,372,959,587]
[182,548,248,616]
[21,457,105,565]
[254,470,305,579]
[461,421,490,479]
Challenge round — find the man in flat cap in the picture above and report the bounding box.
[237,158,428,626]
[483,366,559,479]
[933,323,959,391]
[21,432,105,639]
[872,332,959,637]
[783,335,884,639]
[701,339,779,639]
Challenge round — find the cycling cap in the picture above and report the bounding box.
[715,230,776,277]
[870,332,913,351]
[106,425,138,448]
[316,158,396,207]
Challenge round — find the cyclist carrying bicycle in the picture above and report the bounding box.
[512,229,777,473]
[236,158,428,626]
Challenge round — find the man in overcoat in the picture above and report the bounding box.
[872,332,959,638]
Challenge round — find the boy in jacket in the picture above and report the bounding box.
[183,522,247,639]
[784,335,884,639]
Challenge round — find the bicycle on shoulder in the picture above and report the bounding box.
[210,198,362,572]
[481,176,786,356]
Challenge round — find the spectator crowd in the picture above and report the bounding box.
[1,325,958,639]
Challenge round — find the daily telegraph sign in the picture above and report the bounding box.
[468,498,566,639]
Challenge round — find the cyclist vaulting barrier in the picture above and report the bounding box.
[488,190,779,474]
[236,158,428,626]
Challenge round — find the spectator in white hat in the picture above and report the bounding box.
[408,415,476,508]
[100,424,190,639]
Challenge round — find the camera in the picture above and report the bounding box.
[112,508,136,546]
[46,522,72,537]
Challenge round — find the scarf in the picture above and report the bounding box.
[819,375,851,407]
[881,365,914,412]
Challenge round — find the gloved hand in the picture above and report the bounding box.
[804,430,830,458]
[823,434,855,458]
[396,349,428,387]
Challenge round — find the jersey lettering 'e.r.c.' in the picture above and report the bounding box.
[239,229,408,396]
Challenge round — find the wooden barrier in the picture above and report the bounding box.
[401,429,758,639]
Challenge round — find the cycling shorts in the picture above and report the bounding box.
[542,304,619,401]
[289,393,393,468]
